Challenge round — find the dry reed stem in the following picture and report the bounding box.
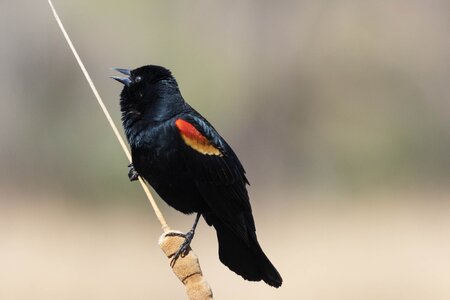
[47,2,214,298]
[47,0,169,232]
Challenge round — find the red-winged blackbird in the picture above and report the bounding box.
[112,65,282,287]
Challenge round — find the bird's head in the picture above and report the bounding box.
[111,65,177,100]
[112,65,185,122]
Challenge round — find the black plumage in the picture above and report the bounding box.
[112,65,282,287]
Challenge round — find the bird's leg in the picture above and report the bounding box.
[168,213,201,266]
[128,163,139,181]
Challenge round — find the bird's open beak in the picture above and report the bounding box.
[110,67,132,87]
[112,68,131,76]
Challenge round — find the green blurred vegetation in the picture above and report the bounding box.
[1,0,449,204]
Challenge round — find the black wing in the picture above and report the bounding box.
[174,112,255,244]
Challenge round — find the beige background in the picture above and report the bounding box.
[1,1,450,299]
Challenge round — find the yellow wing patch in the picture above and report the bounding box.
[175,119,223,156]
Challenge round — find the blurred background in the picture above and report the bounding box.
[1,0,450,299]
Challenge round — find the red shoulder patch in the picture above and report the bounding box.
[175,119,222,156]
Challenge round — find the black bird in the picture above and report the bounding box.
[112,65,282,287]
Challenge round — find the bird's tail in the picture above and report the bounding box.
[212,219,283,288]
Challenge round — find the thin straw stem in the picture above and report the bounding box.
[48,0,170,232]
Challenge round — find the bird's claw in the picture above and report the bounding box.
[167,230,194,267]
[128,163,139,181]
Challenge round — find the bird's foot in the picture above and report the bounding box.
[128,163,139,181]
[167,230,195,267]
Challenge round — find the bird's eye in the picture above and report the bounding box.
[134,76,142,83]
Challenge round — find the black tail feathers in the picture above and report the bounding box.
[213,220,283,288]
